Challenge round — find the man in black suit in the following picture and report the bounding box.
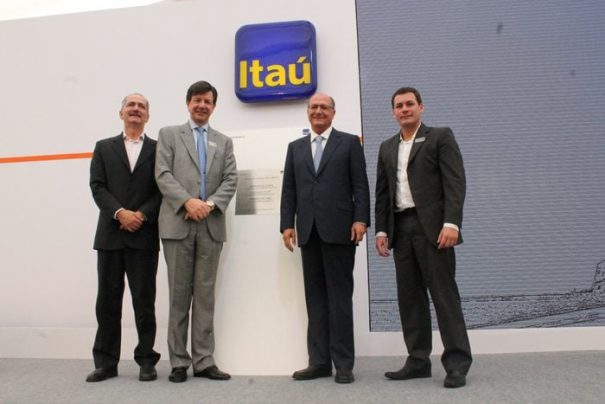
[375,87,472,388]
[87,93,161,382]
[280,93,370,384]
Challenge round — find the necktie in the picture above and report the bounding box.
[195,127,206,199]
[314,136,324,172]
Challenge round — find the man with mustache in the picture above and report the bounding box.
[156,81,237,383]
[87,93,161,382]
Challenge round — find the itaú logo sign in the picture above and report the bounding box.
[235,20,317,103]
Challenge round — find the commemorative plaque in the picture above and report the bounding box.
[235,169,282,215]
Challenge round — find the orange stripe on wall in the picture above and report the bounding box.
[0,152,93,164]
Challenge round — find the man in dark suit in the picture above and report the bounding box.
[87,93,161,382]
[155,81,237,383]
[280,93,370,384]
[375,87,472,388]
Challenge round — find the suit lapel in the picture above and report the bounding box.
[301,135,315,175]
[386,133,400,177]
[179,123,200,170]
[132,136,154,172]
[110,134,131,171]
[316,129,342,175]
[408,124,428,164]
[206,127,218,174]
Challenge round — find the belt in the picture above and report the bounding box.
[394,207,416,216]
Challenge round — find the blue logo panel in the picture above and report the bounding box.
[235,20,317,103]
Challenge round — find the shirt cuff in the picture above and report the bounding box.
[375,231,388,238]
[443,223,459,232]
[113,207,124,220]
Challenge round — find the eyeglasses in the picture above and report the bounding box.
[308,104,334,111]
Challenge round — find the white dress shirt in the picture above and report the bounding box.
[395,130,417,212]
[114,132,145,219]
[124,133,145,172]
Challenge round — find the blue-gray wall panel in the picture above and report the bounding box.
[357,0,605,330]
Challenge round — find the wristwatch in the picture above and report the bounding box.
[206,200,216,211]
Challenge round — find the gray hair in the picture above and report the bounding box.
[121,93,149,109]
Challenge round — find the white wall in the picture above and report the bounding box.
[0,0,603,375]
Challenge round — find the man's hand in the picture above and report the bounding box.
[350,222,367,244]
[282,228,297,252]
[376,235,390,257]
[437,227,459,249]
[183,198,212,222]
[117,209,144,232]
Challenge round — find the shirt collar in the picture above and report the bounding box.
[123,132,145,143]
[399,122,421,143]
[190,120,209,133]
[311,126,333,142]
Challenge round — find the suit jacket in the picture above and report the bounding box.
[280,128,371,246]
[375,124,466,248]
[90,134,161,251]
[155,122,237,242]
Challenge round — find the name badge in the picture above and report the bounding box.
[414,137,425,143]
[208,141,217,148]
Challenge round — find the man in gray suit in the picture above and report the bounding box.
[155,81,237,383]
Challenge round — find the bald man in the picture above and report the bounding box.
[88,93,161,382]
[280,93,370,384]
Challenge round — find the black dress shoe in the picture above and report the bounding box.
[334,369,354,384]
[444,370,466,388]
[86,367,117,382]
[194,365,231,380]
[292,365,332,380]
[385,363,431,380]
[139,365,157,381]
[169,367,188,383]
